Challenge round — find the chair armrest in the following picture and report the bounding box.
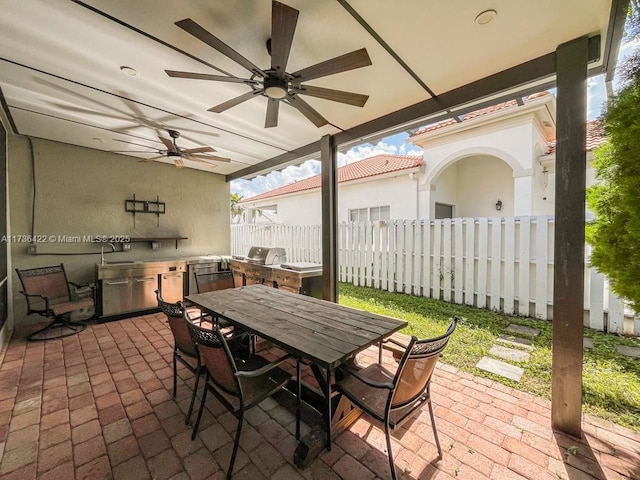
[339,365,394,390]
[382,336,410,348]
[18,291,48,301]
[18,291,51,313]
[235,353,293,378]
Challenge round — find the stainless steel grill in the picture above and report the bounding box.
[245,246,286,265]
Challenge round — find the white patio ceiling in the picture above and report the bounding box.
[0,0,625,179]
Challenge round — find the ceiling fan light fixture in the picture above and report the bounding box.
[264,77,288,99]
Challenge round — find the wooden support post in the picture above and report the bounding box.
[552,36,588,437]
[321,135,338,303]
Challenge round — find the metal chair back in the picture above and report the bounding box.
[390,320,458,410]
[194,271,234,293]
[185,316,241,395]
[16,264,72,314]
[156,291,195,358]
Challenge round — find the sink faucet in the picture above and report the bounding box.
[100,242,117,265]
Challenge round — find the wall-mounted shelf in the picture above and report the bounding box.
[130,236,187,249]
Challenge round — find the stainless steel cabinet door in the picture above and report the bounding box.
[161,273,184,303]
[102,278,132,316]
[131,275,158,311]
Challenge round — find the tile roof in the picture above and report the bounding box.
[240,154,423,203]
[545,120,605,155]
[411,91,552,136]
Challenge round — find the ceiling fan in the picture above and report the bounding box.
[165,0,372,128]
[112,129,230,168]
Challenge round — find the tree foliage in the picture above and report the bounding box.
[586,5,640,310]
[230,193,244,222]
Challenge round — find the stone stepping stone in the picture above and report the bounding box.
[497,334,534,350]
[476,356,524,382]
[505,324,540,337]
[617,345,640,358]
[583,338,594,350]
[489,344,531,362]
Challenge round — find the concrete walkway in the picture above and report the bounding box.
[0,314,638,480]
[476,323,541,382]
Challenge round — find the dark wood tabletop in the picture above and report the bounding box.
[186,284,407,370]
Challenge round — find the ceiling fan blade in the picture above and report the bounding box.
[295,85,369,107]
[286,96,329,128]
[208,90,261,113]
[174,159,186,168]
[183,146,215,154]
[265,98,280,128]
[139,155,164,162]
[291,48,372,82]
[270,1,299,74]
[175,19,265,77]
[159,136,178,153]
[185,153,231,163]
[165,70,259,84]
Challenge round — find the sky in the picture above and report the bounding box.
[231,36,640,200]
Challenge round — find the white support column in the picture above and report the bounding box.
[514,174,534,217]
[420,184,434,220]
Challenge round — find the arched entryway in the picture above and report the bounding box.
[427,153,517,218]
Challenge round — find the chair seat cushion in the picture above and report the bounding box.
[337,363,425,429]
[51,298,94,316]
[337,364,394,421]
[208,354,291,412]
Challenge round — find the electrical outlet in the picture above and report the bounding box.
[151,241,161,250]
[27,243,37,255]
[122,243,131,251]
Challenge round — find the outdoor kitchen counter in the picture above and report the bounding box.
[230,258,323,297]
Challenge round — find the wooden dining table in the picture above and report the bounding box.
[186,284,407,467]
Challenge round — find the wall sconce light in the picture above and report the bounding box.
[495,199,503,211]
[542,166,549,189]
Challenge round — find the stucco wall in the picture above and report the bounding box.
[454,155,515,217]
[242,172,419,225]
[339,174,417,221]
[420,119,534,182]
[262,190,322,224]
[8,136,230,326]
[431,163,458,215]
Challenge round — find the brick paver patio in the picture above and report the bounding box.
[0,313,638,479]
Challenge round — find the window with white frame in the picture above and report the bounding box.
[349,205,390,222]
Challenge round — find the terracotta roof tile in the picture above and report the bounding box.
[411,91,552,136]
[545,120,605,155]
[240,154,423,203]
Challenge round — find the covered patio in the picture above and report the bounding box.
[1,0,638,478]
[1,314,638,480]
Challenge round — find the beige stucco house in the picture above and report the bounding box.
[239,92,605,224]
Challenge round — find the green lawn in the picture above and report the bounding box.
[338,283,640,431]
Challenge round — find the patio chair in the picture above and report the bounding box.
[185,315,293,480]
[194,269,256,354]
[157,290,252,425]
[16,264,94,341]
[336,316,460,480]
[156,290,204,425]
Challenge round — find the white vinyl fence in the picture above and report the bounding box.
[231,217,639,336]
